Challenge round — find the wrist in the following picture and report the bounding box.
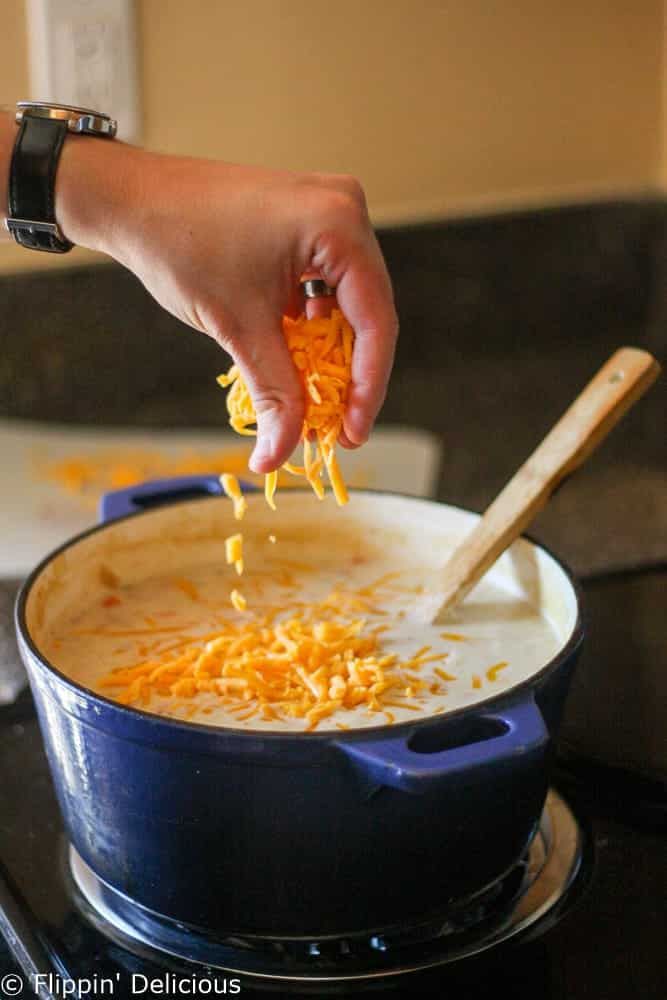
[55,133,142,258]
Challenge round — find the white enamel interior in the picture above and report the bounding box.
[25,491,579,731]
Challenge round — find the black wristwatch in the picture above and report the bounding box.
[6,101,117,254]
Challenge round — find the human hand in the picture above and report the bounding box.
[56,142,398,472]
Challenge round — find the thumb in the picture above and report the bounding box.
[230,320,304,474]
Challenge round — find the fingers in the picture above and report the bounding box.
[306,178,398,444]
[224,173,397,469]
[313,232,398,446]
[305,297,333,320]
[302,222,398,449]
[298,267,335,321]
[303,287,335,321]
[337,429,357,449]
[243,218,396,465]
[229,319,305,474]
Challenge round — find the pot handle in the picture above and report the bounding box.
[337,695,549,795]
[100,474,256,523]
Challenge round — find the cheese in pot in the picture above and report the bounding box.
[38,503,564,732]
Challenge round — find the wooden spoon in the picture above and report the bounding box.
[433,346,661,622]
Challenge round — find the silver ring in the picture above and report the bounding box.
[301,278,336,299]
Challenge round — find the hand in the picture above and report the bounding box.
[56,141,398,473]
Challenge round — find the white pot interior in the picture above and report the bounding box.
[25,491,579,730]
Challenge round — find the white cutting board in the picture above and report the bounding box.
[0,419,441,579]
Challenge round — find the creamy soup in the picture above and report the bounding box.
[33,493,572,733]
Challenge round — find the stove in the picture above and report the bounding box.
[63,788,583,983]
[1,574,666,999]
[1,695,664,1000]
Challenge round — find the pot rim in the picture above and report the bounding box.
[15,488,585,744]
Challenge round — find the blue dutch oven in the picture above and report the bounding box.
[15,477,584,938]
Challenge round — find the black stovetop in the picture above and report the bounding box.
[0,679,665,1000]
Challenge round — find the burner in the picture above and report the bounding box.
[66,789,586,986]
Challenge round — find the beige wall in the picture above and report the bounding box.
[1,0,665,274]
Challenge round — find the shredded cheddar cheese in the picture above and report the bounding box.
[220,473,247,521]
[225,534,244,576]
[265,469,278,510]
[217,311,353,507]
[215,311,355,612]
[83,306,515,731]
[230,589,247,612]
[97,590,452,730]
[79,558,520,731]
[486,661,508,682]
[38,446,253,506]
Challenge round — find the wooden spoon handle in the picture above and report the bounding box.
[434,347,661,621]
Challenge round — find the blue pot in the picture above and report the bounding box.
[15,477,583,937]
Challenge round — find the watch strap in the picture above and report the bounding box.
[7,116,73,253]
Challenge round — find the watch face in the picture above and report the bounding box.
[16,102,117,137]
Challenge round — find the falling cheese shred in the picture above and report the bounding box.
[220,473,247,521]
[230,589,247,612]
[265,469,278,510]
[215,311,356,612]
[225,534,244,577]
